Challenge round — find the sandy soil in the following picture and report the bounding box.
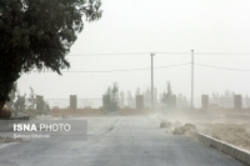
[157,110,250,153]
[196,122,250,152]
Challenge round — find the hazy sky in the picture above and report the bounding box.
[18,0,250,101]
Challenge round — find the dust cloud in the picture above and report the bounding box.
[154,109,250,152]
[31,109,250,152]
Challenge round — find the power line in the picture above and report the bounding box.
[154,63,191,70]
[159,52,250,55]
[195,63,250,72]
[157,52,191,55]
[68,52,149,56]
[26,62,250,73]
[194,52,250,55]
[27,62,250,73]
[60,63,190,73]
[29,63,190,74]
[68,52,250,57]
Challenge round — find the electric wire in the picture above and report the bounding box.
[194,63,250,72]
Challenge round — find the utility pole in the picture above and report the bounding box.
[150,53,155,109]
[191,50,194,110]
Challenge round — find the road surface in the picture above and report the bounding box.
[0,115,245,166]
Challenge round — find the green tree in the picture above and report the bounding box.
[6,82,17,108]
[0,0,102,109]
[27,87,36,110]
[119,91,125,108]
[36,95,50,115]
[177,93,189,109]
[161,81,174,108]
[14,93,26,112]
[103,83,119,112]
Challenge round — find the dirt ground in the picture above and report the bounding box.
[196,122,250,152]
[158,109,250,153]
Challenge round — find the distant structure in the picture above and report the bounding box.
[234,95,242,109]
[70,95,77,110]
[201,95,209,109]
[136,95,144,109]
[36,95,44,112]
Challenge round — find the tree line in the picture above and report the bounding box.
[7,83,50,116]
[102,81,190,112]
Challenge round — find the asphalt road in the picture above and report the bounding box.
[0,116,245,166]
